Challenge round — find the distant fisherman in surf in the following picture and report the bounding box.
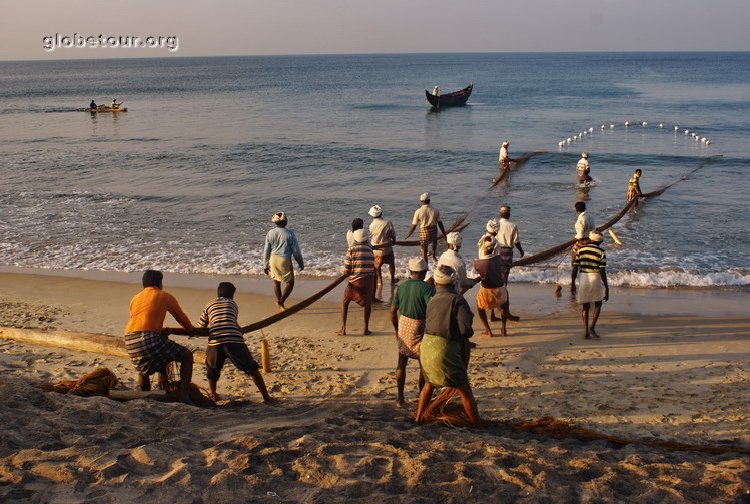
[577,152,592,185]
[498,139,516,172]
[404,192,447,261]
[89,99,97,109]
[263,212,304,311]
[626,169,643,203]
[571,231,609,339]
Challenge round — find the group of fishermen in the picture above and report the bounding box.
[120,138,639,424]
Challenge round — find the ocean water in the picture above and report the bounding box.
[0,52,748,287]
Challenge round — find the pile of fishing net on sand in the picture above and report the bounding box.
[36,366,216,407]
[420,387,749,455]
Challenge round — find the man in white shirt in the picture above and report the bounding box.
[437,231,479,294]
[577,152,592,184]
[404,192,448,261]
[496,205,524,321]
[368,204,397,286]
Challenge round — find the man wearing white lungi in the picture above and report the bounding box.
[571,231,609,339]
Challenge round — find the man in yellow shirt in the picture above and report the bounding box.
[124,270,195,404]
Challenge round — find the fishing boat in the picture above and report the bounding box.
[425,82,473,108]
[84,106,127,112]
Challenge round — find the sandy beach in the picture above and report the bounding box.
[1,269,749,503]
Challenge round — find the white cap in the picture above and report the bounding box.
[502,140,510,147]
[420,192,430,201]
[486,219,499,234]
[272,212,286,223]
[581,151,588,159]
[433,264,457,285]
[446,231,462,247]
[352,229,369,244]
[368,205,382,218]
[589,230,603,242]
[408,257,428,272]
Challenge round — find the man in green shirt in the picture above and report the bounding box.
[390,257,435,407]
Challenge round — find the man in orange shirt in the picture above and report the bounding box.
[124,270,195,404]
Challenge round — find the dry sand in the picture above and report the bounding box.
[1,270,749,503]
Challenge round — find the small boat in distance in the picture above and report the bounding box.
[425,82,473,108]
[84,106,128,112]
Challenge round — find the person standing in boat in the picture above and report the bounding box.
[577,152,593,185]
[432,86,440,96]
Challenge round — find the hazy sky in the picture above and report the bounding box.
[2,0,749,61]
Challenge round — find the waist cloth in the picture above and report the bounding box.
[124,331,186,376]
[420,333,469,388]
[577,271,605,304]
[344,275,375,306]
[396,315,425,359]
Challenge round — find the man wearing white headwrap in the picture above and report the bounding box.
[495,139,517,182]
[337,229,375,336]
[577,151,592,185]
[404,192,447,261]
[473,236,509,337]
[477,219,502,257]
[368,204,398,287]
[438,231,478,293]
[415,264,479,427]
[390,257,434,407]
[571,231,609,339]
[263,212,304,311]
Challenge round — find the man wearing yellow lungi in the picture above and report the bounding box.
[415,265,479,427]
[571,231,609,339]
[263,212,304,311]
[390,257,434,407]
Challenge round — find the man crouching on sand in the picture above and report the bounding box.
[124,270,195,405]
[198,282,273,403]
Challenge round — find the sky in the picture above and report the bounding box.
[2,0,749,61]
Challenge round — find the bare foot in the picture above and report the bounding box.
[501,328,507,337]
[263,397,277,404]
[277,303,286,312]
[584,333,591,339]
[481,331,494,338]
[507,314,521,322]
[396,399,405,409]
[590,328,600,339]
[490,315,501,322]
[363,329,372,336]
[208,392,219,402]
[336,329,346,336]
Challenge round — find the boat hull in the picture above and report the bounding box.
[84,107,127,112]
[425,83,473,108]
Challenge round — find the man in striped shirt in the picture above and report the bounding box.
[198,282,272,403]
[571,231,610,339]
[337,229,375,336]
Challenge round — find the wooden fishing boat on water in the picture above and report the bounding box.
[84,106,127,112]
[425,82,473,108]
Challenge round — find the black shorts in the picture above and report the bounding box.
[205,343,260,381]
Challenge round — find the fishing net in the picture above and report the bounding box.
[36,367,118,396]
[419,388,475,428]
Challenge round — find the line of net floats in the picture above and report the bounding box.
[557,121,711,148]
